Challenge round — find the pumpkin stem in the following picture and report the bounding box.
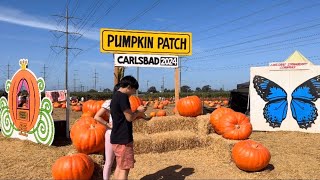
[90,124,95,129]
[235,124,240,129]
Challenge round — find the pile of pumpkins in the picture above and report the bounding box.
[210,107,271,172]
[204,98,229,108]
[52,100,82,112]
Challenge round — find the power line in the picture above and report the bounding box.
[195,1,320,43]
[197,0,290,34]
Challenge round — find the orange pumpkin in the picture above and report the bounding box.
[81,111,95,118]
[72,105,82,112]
[61,103,66,109]
[82,100,95,113]
[158,104,164,109]
[232,140,271,172]
[150,112,156,117]
[209,107,234,134]
[223,100,229,106]
[129,95,143,112]
[177,96,202,117]
[156,110,166,116]
[53,102,61,108]
[217,112,252,140]
[70,117,106,154]
[52,153,94,180]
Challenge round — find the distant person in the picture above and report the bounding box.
[110,76,149,180]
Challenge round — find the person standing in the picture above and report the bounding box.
[94,84,120,180]
[110,76,147,180]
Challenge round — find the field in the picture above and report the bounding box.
[1,105,320,179]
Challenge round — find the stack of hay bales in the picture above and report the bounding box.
[133,114,222,154]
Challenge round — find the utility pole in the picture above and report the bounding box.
[93,69,98,90]
[41,64,48,83]
[73,70,78,92]
[146,80,149,92]
[7,63,10,79]
[161,76,165,92]
[50,1,82,139]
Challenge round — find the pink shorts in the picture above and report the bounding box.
[112,142,134,170]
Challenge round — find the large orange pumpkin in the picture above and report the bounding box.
[82,100,95,113]
[8,66,40,134]
[232,140,271,172]
[70,117,106,154]
[177,96,202,117]
[217,112,252,140]
[81,111,95,118]
[209,107,234,134]
[129,95,143,112]
[52,153,94,180]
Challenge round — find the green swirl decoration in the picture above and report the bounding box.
[5,80,11,93]
[37,77,45,92]
[29,98,54,145]
[0,97,14,137]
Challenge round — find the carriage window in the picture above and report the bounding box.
[17,79,29,109]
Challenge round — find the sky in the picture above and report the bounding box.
[0,0,319,92]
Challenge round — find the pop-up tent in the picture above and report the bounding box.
[250,51,320,133]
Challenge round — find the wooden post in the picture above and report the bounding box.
[114,66,119,85]
[175,66,180,114]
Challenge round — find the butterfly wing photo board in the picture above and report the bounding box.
[250,51,320,133]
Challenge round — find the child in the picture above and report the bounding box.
[94,84,120,180]
[110,75,147,180]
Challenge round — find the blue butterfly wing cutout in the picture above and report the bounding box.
[253,75,288,128]
[291,75,320,129]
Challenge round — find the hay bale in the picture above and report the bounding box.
[133,116,198,134]
[196,114,211,136]
[134,131,203,154]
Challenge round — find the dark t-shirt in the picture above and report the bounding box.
[110,91,133,144]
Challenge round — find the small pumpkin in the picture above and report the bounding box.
[129,95,143,112]
[156,110,166,116]
[232,140,271,172]
[53,102,61,108]
[52,153,94,180]
[177,96,202,117]
[158,104,164,109]
[217,112,252,140]
[150,112,156,117]
[209,107,234,134]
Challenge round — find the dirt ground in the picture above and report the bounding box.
[1,107,320,179]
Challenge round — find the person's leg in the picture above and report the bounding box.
[112,143,134,180]
[103,132,115,180]
[117,169,130,180]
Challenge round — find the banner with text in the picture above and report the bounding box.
[114,54,179,68]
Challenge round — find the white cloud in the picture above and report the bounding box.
[0,5,99,41]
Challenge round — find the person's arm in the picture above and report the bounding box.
[94,108,112,129]
[123,108,145,122]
